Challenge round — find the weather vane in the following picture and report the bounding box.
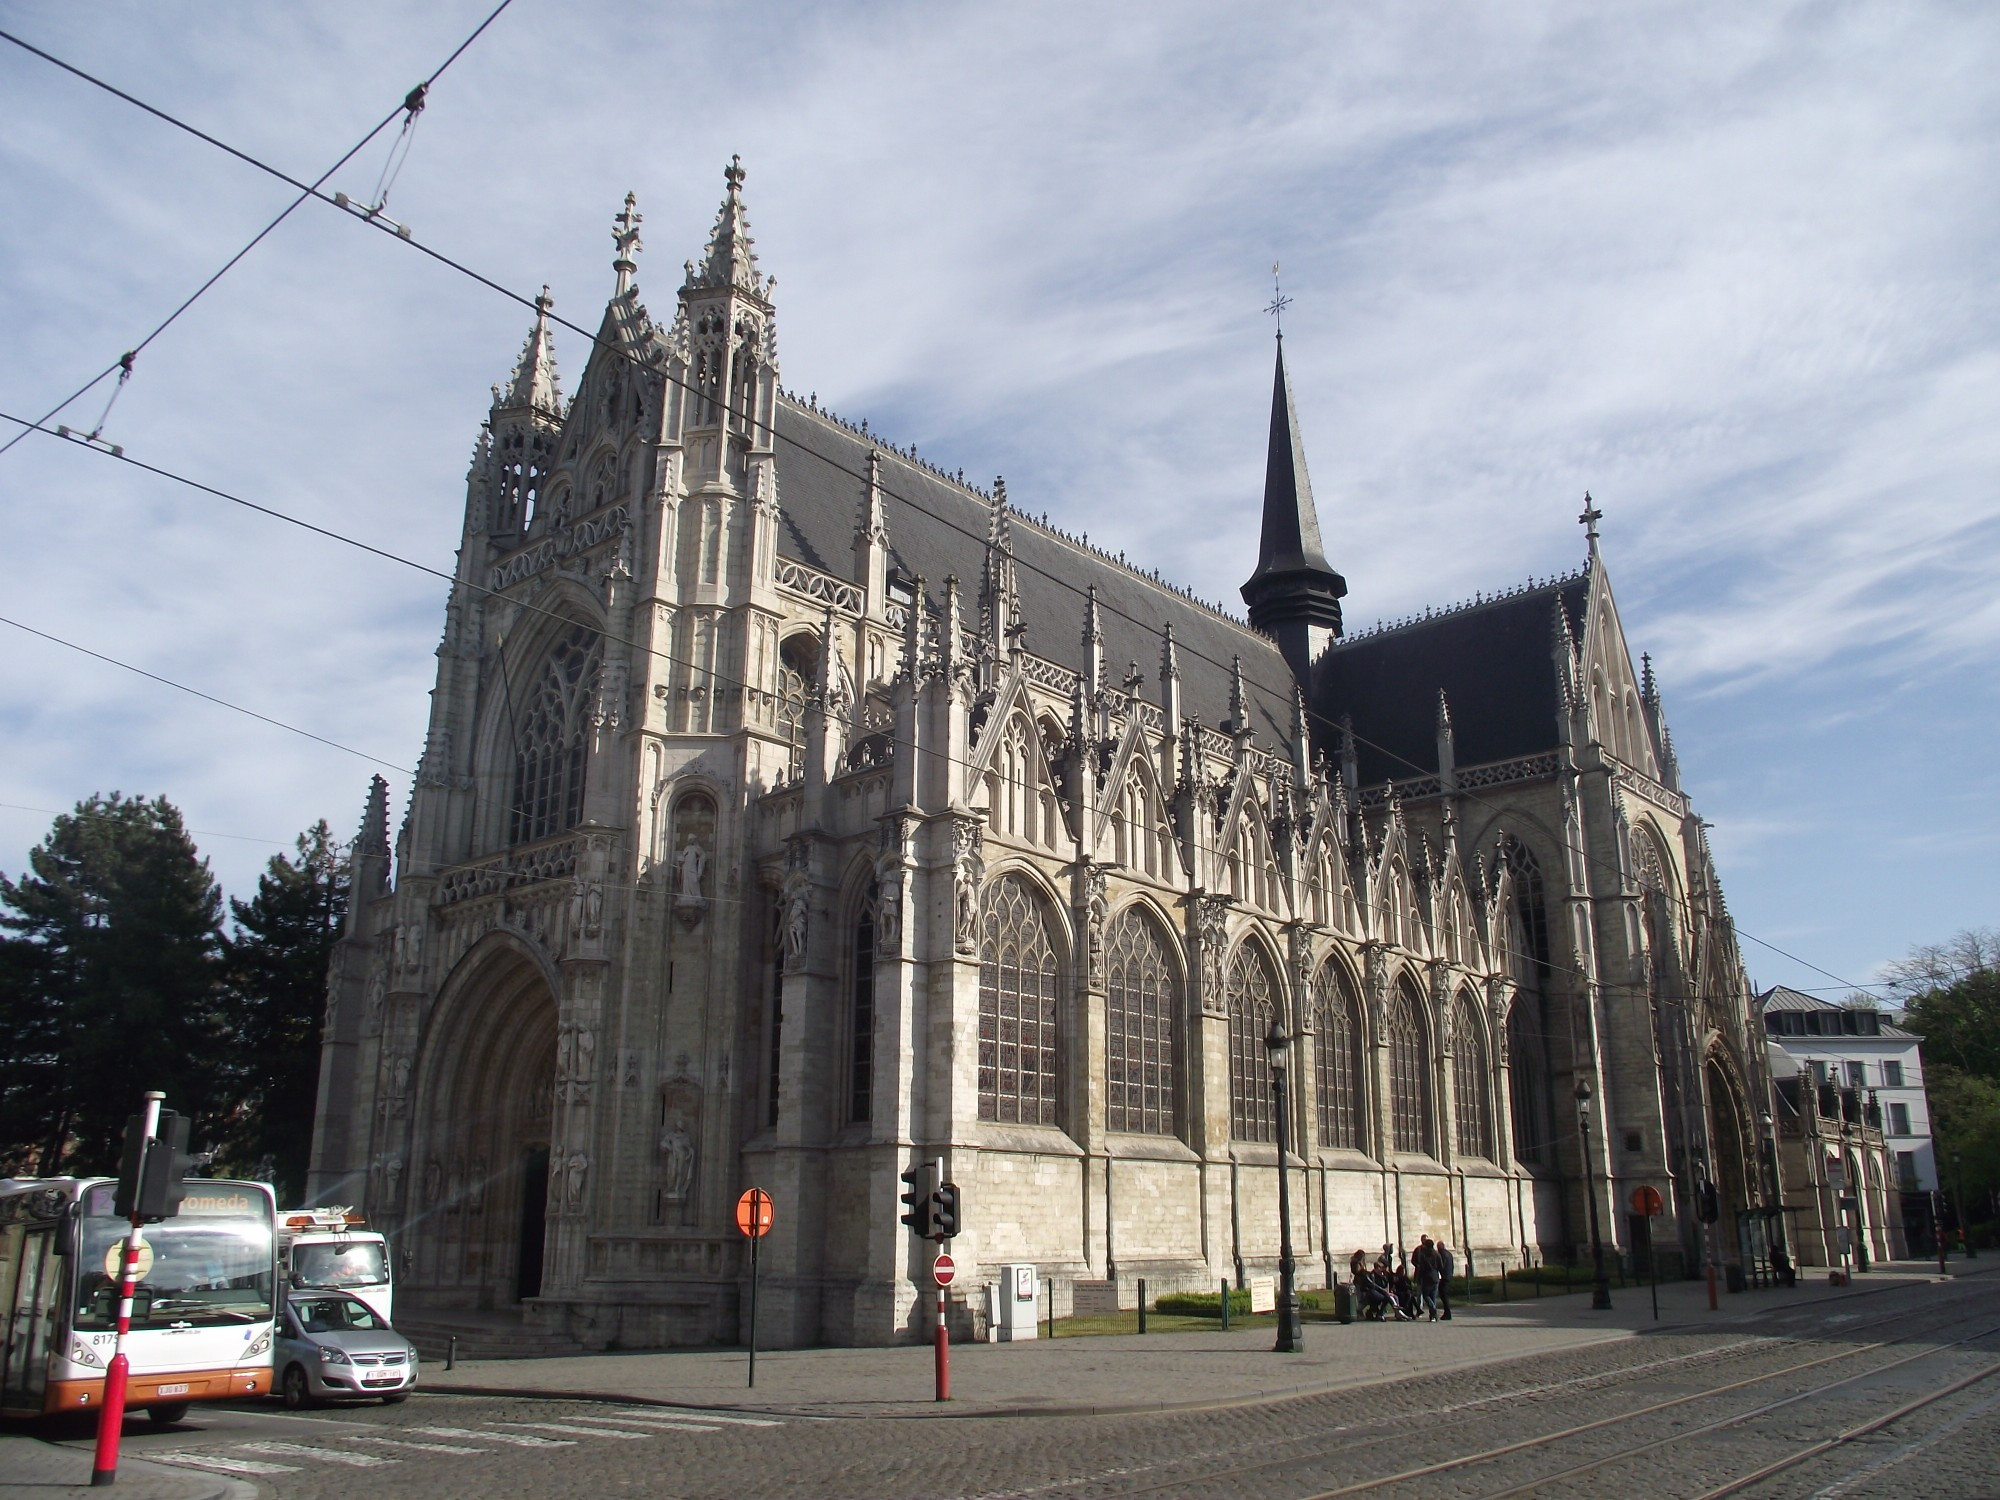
[1266,261,1291,334]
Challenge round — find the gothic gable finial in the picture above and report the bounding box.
[498,286,562,415]
[612,192,643,297]
[689,154,764,296]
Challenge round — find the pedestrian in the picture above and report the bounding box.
[1437,1239,1455,1319]
[1414,1235,1441,1321]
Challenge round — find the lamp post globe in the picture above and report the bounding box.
[1574,1078,1613,1311]
[1266,1015,1304,1352]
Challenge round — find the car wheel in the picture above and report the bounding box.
[281,1364,314,1411]
[146,1403,191,1426]
[381,1393,408,1405]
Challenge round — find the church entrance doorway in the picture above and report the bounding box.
[409,938,560,1311]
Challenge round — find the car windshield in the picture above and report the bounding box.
[291,1241,388,1287]
[75,1215,275,1331]
[293,1295,387,1333]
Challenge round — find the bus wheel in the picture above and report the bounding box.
[281,1365,315,1410]
[147,1403,191,1426]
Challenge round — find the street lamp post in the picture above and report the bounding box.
[1575,1079,1613,1310]
[1266,1017,1304,1353]
[1955,1151,1977,1259]
[1760,1110,1787,1282]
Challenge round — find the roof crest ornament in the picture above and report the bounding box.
[612,191,643,297]
[1579,491,1603,558]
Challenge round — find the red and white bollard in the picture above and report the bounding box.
[92,1091,163,1486]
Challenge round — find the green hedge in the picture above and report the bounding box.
[1154,1289,1323,1317]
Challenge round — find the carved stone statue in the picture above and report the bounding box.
[783,884,809,969]
[875,873,902,957]
[677,837,707,901]
[660,1124,696,1203]
[564,1150,589,1208]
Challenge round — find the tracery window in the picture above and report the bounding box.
[1227,944,1281,1143]
[1502,837,1554,1164]
[1105,907,1178,1135]
[1453,993,1494,1160]
[509,623,601,845]
[1388,983,1434,1155]
[777,632,818,779]
[1312,963,1365,1152]
[848,888,876,1125]
[978,874,1062,1126]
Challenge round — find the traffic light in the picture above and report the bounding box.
[932,1181,962,1240]
[114,1110,193,1222]
[1695,1179,1720,1225]
[899,1162,935,1239]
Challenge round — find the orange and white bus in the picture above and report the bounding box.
[0,1177,277,1421]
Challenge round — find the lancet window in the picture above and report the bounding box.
[1227,944,1281,1143]
[1502,836,1554,1165]
[776,632,818,779]
[848,888,876,1125]
[1453,993,1494,1160]
[509,623,601,846]
[1388,982,1434,1155]
[1105,907,1178,1136]
[978,874,1063,1126]
[1312,962,1366,1152]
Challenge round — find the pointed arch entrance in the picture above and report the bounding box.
[407,937,561,1310]
[1703,1050,1753,1269]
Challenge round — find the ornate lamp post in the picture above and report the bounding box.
[1266,1016,1304,1352]
[1574,1078,1613,1310]
[1955,1151,1977,1259]
[1761,1110,1787,1264]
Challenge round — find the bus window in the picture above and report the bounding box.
[1,1228,56,1412]
[74,1217,273,1331]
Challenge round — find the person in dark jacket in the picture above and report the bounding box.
[1413,1235,1441,1321]
[1436,1239,1456,1319]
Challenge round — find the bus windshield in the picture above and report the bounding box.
[290,1241,388,1289]
[74,1201,274,1332]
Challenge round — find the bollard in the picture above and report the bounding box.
[1220,1276,1231,1331]
[1534,1251,1542,1297]
[1138,1279,1148,1335]
[1047,1286,1055,1340]
[446,1335,458,1372]
[1501,1256,1510,1302]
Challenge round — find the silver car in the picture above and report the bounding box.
[276,1291,418,1407]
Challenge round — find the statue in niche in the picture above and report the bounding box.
[383,1156,404,1208]
[955,877,979,956]
[423,1159,443,1201]
[677,837,707,901]
[448,1157,466,1210]
[467,1156,488,1213]
[875,873,902,957]
[783,885,809,969]
[564,1151,589,1208]
[660,1125,695,1205]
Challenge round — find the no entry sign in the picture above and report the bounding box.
[1631,1184,1664,1217]
[933,1252,956,1287]
[735,1187,774,1239]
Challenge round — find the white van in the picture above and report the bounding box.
[278,1208,394,1323]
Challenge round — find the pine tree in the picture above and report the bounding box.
[218,822,349,1203]
[0,794,227,1172]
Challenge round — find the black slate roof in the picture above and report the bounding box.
[771,397,1301,749]
[1318,576,1588,786]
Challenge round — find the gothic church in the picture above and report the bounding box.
[308,160,1776,1348]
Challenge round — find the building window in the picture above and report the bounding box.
[1388,984,1434,1156]
[978,874,1062,1126]
[509,623,601,845]
[1896,1150,1919,1190]
[1452,995,1493,1161]
[1847,1061,1867,1088]
[1889,1102,1911,1136]
[1883,1061,1905,1088]
[1105,907,1178,1136]
[1312,964,1365,1152]
[1227,945,1281,1143]
[1502,838,1553,1165]
[776,632,818,778]
[848,892,876,1124]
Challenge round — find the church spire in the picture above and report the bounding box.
[498,287,562,415]
[687,154,764,296]
[1240,334,1347,690]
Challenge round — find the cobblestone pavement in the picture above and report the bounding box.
[13,1276,1998,1499]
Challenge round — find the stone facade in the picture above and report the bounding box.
[307,161,1780,1348]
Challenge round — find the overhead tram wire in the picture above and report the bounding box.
[0,0,517,462]
[0,614,410,774]
[1,42,1880,995]
[0,410,1867,1008]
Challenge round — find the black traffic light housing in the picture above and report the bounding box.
[114,1110,193,1222]
[899,1162,935,1240]
[932,1182,961,1240]
[1695,1179,1721,1225]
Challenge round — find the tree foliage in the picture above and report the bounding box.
[1892,926,2000,1228]
[216,822,349,1203]
[0,794,227,1173]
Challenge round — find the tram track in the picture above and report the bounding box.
[1002,1281,1985,1500]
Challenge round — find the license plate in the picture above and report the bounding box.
[362,1375,399,1385]
[155,1383,190,1396]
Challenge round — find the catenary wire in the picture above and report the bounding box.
[0,0,515,461]
[0,43,1884,997]
[0,405,1885,1008]
[0,801,295,848]
[0,614,410,773]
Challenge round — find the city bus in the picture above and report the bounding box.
[0,1177,278,1421]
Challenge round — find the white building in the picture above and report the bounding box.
[1760,986,1935,1252]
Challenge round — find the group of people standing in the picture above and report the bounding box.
[1350,1234,1457,1322]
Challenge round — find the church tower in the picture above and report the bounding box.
[1239,335,1346,689]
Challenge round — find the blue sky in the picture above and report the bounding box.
[1,1,1994,996]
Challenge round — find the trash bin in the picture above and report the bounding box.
[1725,1262,1747,1293]
[1334,1282,1353,1324]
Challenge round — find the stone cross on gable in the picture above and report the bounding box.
[1579,491,1603,544]
[1266,261,1292,335]
[612,192,644,294]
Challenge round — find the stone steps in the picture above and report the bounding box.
[395,1317,588,1363]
